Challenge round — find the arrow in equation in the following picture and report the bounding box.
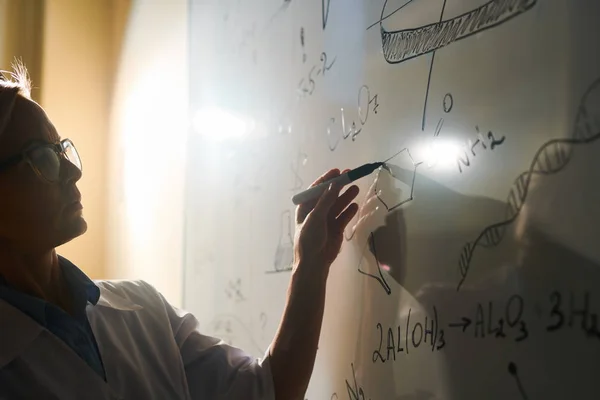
[448,317,471,332]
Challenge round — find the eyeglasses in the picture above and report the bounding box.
[0,139,82,183]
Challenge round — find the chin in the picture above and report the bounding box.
[70,215,88,237]
[57,216,88,246]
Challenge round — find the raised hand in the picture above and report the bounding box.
[294,168,360,276]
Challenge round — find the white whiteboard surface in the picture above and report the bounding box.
[183,1,600,398]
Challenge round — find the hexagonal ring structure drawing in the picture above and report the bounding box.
[376,148,420,212]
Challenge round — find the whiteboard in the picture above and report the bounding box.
[183,0,600,398]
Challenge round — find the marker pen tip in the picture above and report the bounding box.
[380,162,392,175]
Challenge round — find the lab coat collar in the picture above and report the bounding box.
[0,299,44,368]
[0,284,142,368]
[58,256,143,312]
[95,284,143,311]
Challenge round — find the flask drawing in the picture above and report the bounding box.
[272,210,294,272]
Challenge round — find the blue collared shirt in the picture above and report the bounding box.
[0,256,106,380]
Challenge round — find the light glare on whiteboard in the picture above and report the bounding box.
[424,140,461,169]
[193,107,255,141]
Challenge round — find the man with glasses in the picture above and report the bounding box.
[0,65,360,399]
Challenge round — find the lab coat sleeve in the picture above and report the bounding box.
[144,282,276,400]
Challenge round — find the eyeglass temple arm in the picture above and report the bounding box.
[0,153,24,171]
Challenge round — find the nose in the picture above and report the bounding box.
[60,155,82,184]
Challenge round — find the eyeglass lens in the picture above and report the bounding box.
[29,146,60,182]
[28,140,82,182]
[62,140,82,171]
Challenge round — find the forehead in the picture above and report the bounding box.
[0,96,60,159]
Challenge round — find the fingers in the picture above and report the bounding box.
[335,203,359,232]
[352,173,378,218]
[310,168,340,188]
[296,169,341,223]
[312,182,343,218]
[329,185,360,219]
[367,171,379,195]
[346,176,382,239]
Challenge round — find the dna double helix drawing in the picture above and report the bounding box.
[457,77,600,291]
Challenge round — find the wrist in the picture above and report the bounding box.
[291,259,329,287]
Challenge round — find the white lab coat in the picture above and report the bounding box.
[0,279,275,400]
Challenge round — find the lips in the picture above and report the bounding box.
[64,187,83,212]
[65,199,83,213]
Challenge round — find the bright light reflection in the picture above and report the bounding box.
[193,107,254,141]
[423,139,462,169]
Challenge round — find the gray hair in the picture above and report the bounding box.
[0,60,32,138]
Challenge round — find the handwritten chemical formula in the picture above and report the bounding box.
[373,306,446,363]
[327,85,380,151]
[449,290,600,343]
[297,52,337,98]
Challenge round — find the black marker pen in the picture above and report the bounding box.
[292,162,383,205]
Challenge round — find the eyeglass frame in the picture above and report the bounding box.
[0,138,82,183]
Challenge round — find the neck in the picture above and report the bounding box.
[0,246,66,305]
